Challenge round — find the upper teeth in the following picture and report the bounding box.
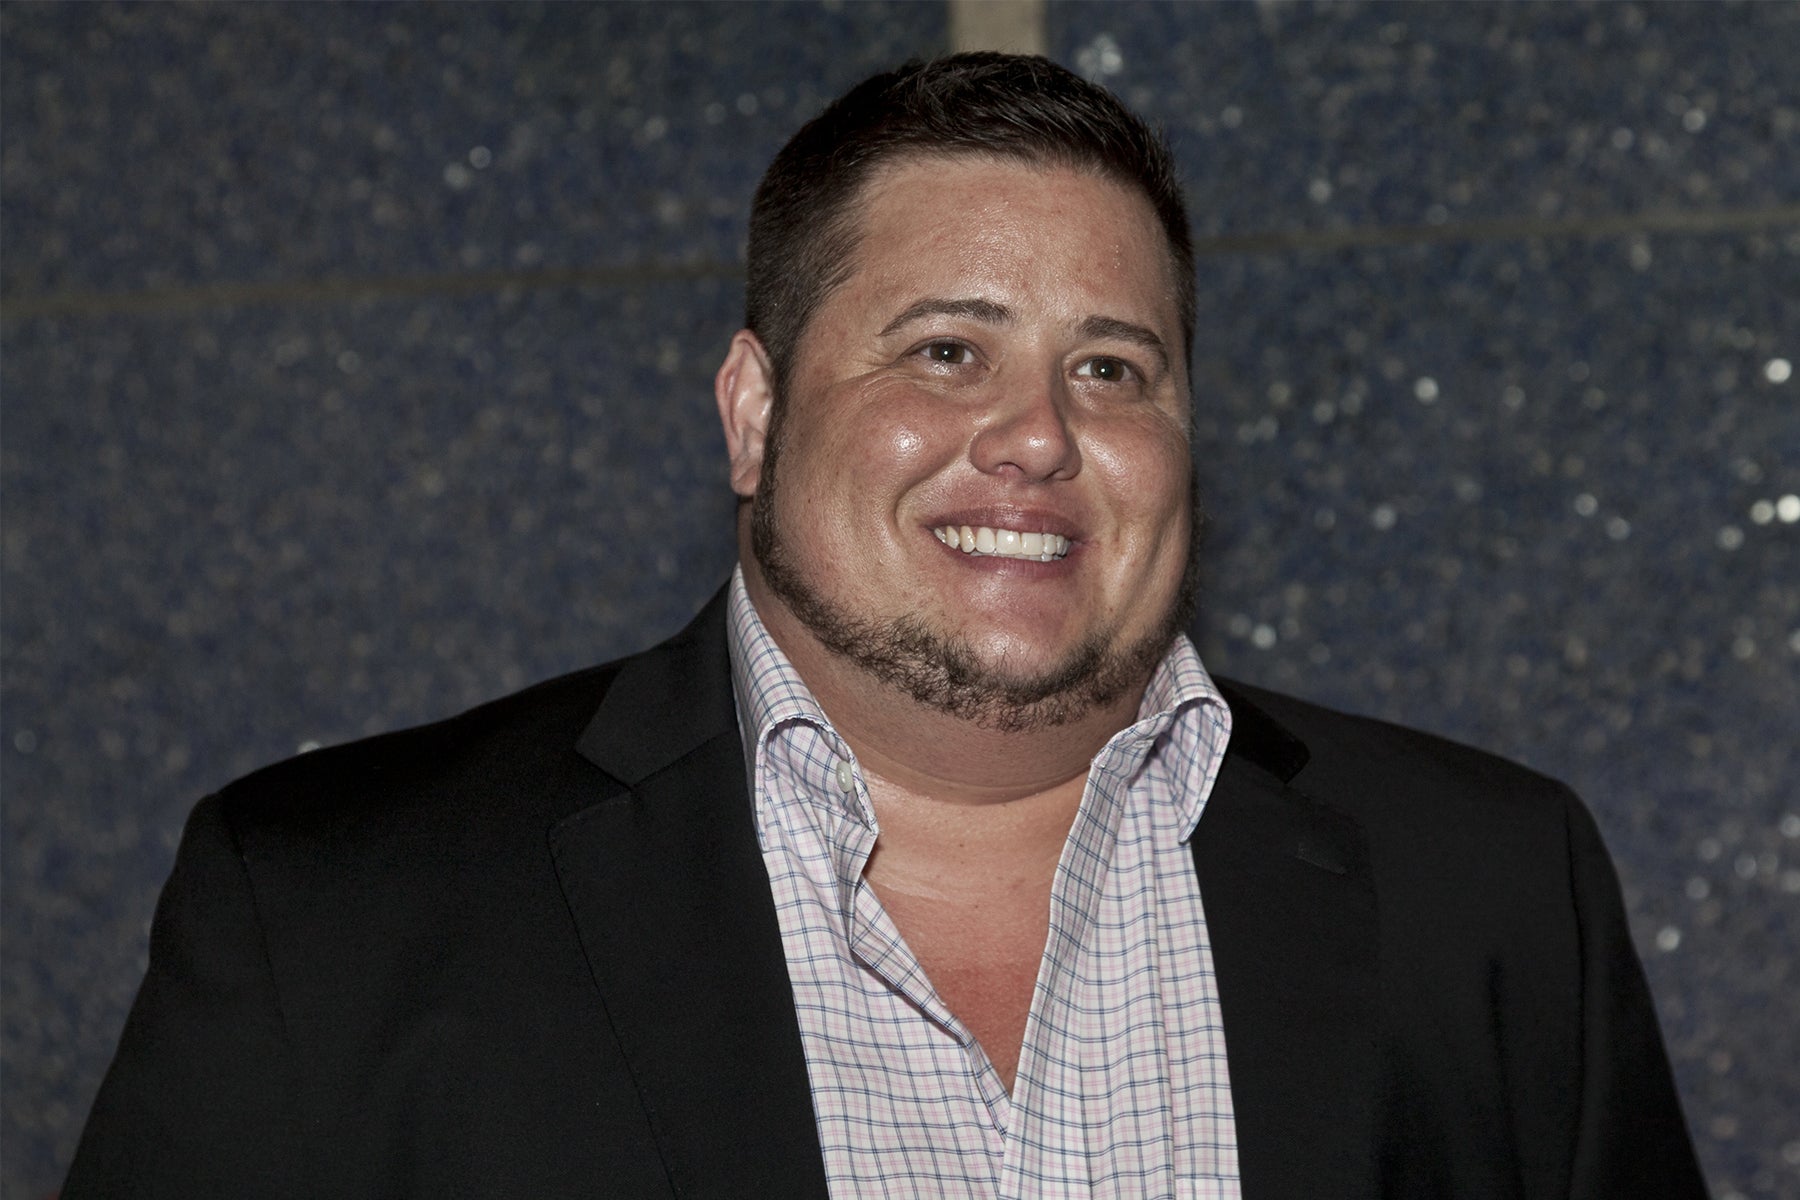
[934,525,1070,561]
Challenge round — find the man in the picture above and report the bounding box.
[66,54,1705,1199]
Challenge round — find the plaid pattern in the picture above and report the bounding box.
[728,569,1240,1199]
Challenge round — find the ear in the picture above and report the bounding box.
[715,330,776,498]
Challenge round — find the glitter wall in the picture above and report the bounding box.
[3,3,1796,1196]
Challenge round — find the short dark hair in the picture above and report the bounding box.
[745,52,1194,393]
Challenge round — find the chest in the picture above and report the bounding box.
[872,884,1050,1090]
[759,776,1242,1192]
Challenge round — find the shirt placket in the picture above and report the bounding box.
[999,726,1169,1199]
[828,769,1015,1139]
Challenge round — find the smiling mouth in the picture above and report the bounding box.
[933,524,1071,561]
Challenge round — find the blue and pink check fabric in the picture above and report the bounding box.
[727,569,1241,1199]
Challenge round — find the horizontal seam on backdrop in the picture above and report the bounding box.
[6,202,1798,322]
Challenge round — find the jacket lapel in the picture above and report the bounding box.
[1197,683,1379,1199]
[550,594,829,1199]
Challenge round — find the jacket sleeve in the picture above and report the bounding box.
[63,794,305,1200]
[1563,793,1711,1199]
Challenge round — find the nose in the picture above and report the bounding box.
[968,370,1081,482]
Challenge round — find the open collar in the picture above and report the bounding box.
[559,588,1377,1199]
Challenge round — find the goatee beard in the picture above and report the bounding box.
[750,421,1200,735]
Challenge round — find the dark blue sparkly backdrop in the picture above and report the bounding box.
[3,3,1795,1197]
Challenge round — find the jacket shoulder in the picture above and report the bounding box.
[208,587,734,872]
[1209,683,1703,1196]
[216,659,625,829]
[1216,675,1571,805]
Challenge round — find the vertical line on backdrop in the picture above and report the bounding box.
[948,0,1047,56]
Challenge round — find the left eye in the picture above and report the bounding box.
[1075,357,1133,382]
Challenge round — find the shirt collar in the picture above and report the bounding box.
[1116,633,1233,839]
[727,565,834,754]
[727,568,872,831]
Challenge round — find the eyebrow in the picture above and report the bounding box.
[878,297,1013,337]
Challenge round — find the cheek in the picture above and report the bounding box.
[889,425,929,463]
[842,418,930,479]
[836,386,961,485]
[1087,424,1192,522]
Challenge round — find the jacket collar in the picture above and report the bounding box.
[1197,678,1380,1198]
[574,587,740,786]
[575,591,1320,790]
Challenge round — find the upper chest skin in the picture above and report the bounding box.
[861,768,1086,1092]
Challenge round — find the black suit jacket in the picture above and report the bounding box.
[66,591,1707,1198]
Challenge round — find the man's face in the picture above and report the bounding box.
[724,155,1194,731]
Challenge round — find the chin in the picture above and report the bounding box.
[954,629,1093,684]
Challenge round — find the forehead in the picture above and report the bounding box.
[836,153,1181,323]
[856,152,1166,254]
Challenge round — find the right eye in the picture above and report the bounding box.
[920,341,975,365]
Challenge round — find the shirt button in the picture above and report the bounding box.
[835,759,855,793]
